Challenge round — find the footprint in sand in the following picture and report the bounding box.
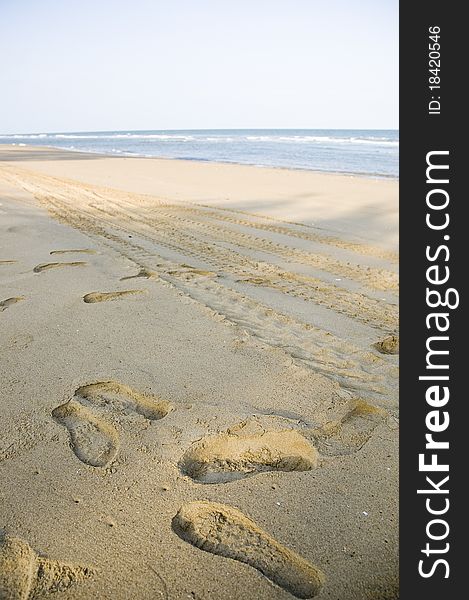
[373,334,399,355]
[75,381,173,420]
[307,399,387,457]
[33,262,87,273]
[173,501,325,599]
[0,534,93,599]
[53,381,173,467]
[180,421,318,483]
[120,268,157,281]
[50,249,96,255]
[0,297,24,313]
[52,399,120,467]
[83,290,146,303]
[180,402,387,483]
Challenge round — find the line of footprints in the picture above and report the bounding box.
[2,250,392,598]
[1,250,150,310]
[2,252,399,354]
[1,380,387,599]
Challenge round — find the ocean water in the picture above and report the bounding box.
[0,129,399,178]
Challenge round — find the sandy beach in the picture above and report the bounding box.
[0,145,398,599]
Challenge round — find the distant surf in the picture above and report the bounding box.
[0,129,399,177]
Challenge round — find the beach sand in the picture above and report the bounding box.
[0,146,398,599]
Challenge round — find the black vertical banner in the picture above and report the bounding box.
[400,2,464,598]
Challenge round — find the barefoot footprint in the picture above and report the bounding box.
[180,402,386,482]
[0,297,24,313]
[120,268,157,281]
[83,290,146,303]
[50,249,96,255]
[52,381,173,467]
[180,422,318,483]
[173,501,325,599]
[33,262,87,273]
[75,381,173,420]
[307,399,387,456]
[0,534,93,599]
[52,399,120,467]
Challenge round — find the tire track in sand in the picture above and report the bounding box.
[0,166,398,404]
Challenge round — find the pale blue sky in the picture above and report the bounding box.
[0,0,398,133]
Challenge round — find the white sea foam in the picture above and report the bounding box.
[245,134,398,146]
[0,131,398,146]
[4,133,49,139]
[53,133,195,141]
[0,129,398,177]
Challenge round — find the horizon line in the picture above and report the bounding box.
[1,126,400,136]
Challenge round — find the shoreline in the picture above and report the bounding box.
[1,142,399,181]
[0,145,399,250]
